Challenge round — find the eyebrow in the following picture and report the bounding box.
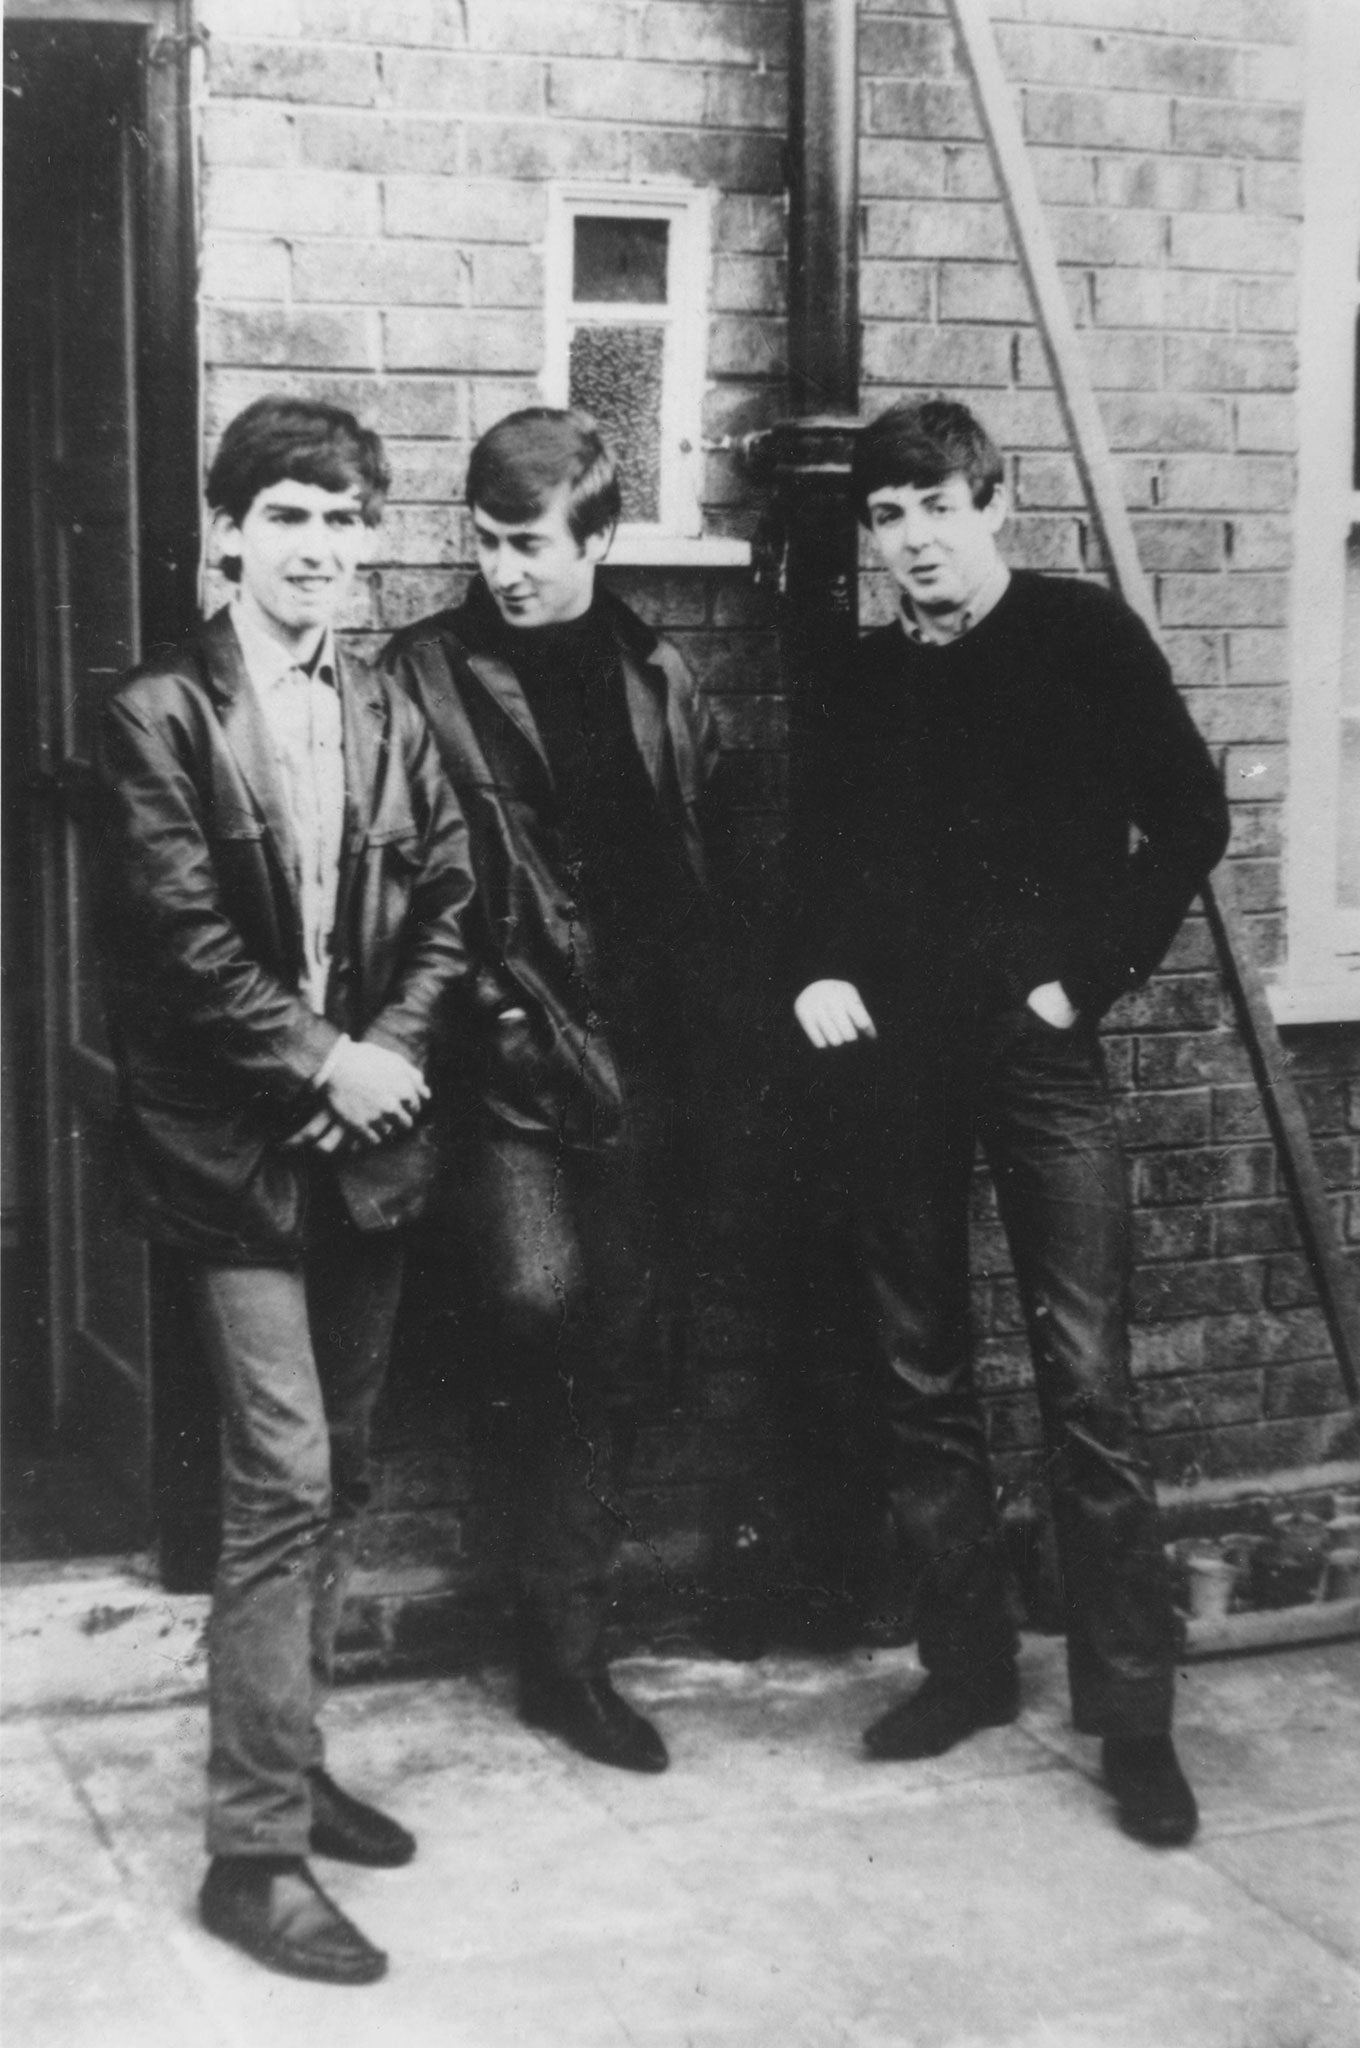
[474,522,547,544]
[262,499,361,517]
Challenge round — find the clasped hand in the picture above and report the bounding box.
[283,1039,429,1155]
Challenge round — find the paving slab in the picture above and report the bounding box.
[3,1640,1358,2048]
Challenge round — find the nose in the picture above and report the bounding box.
[900,508,933,552]
[488,548,521,590]
[296,518,327,564]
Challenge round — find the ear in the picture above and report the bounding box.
[584,524,614,566]
[983,483,1008,534]
[210,506,243,569]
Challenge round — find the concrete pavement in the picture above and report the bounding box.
[3,1628,1358,2048]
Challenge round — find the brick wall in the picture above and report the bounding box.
[191,0,1357,1644]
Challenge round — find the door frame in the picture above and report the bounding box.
[6,0,199,1488]
[5,0,200,649]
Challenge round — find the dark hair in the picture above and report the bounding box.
[206,395,390,529]
[466,407,621,545]
[851,397,1004,524]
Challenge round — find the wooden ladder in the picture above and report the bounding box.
[946,0,1360,1403]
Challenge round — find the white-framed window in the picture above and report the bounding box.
[1276,0,1360,1022]
[543,181,743,567]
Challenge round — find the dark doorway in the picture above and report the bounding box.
[2,7,197,1561]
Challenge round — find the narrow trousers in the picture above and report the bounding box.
[186,1210,404,1856]
[841,1002,1176,1736]
[460,1086,679,1677]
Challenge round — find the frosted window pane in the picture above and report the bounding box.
[573,217,669,304]
[1338,721,1360,908]
[569,325,664,523]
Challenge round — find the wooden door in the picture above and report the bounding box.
[3,12,197,1531]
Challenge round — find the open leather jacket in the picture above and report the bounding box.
[382,579,723,1148]
[96,609,476,1259]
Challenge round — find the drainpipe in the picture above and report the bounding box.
[771,0,862,869]
[787,0,860,420]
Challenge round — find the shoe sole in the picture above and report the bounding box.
[308,1824,416,1868]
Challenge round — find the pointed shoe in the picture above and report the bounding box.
[199,1855,387,1985]
[308,1768,416,1867]
[520,1669,669,1773]
[864,1669,1021,1761]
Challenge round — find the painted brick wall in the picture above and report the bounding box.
[190,0,1357,1637]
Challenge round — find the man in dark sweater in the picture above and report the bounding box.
[384,410,722,1774]
[793,398,1229,1846]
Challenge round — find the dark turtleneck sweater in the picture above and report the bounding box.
[494,600,695,1057]
[795,570,1229,1026]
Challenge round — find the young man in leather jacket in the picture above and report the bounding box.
[97,397,476,1983]
[384,409,722,1775]
[792,398,1230,1848]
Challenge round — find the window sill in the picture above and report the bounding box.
[605,532,752,569]
[1266,978,1360,1026]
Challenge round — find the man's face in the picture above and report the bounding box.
[865,472,1007,616]
[472,486,610,630]
[216,478,372,649]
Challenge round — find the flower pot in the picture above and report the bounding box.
[1323,1547,1360,1602]
[1185,1552,1236,1622]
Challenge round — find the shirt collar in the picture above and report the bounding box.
[899,559,1011,647]
[230,596,336,693]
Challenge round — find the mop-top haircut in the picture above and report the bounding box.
[851,397,1005,523]
[466,407,622,546]
[207,395,391,529]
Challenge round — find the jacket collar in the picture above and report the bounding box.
[448,577,669,783]
[457,574,663,667]
[198,606,387,862]
[198,608,299,877]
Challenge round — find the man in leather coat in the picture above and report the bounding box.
[97,397,476,1984]
[384,409,722,1775]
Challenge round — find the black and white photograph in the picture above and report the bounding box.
[1,0,1357,2042]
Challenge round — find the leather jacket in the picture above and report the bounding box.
[96,608,476,1259]
[382,579,722,1147]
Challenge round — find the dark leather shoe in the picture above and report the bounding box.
[864,1668,1021,1761]
[1102,1735,1199,1847]
[308,1767,416,1867]
[520,1669,669,1773]
[199,1855,387,1985]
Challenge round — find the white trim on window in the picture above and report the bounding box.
[1272,0,1360,1024]
[543,180,718,552]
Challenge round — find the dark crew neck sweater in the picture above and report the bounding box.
[494,603,694,1050]
[795,571,1229,1021]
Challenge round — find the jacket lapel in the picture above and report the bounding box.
[333,645,388,958]
[200,609,300,894]
[337,641,385,847]
[462,649,553,778]
[620,646,669,790]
